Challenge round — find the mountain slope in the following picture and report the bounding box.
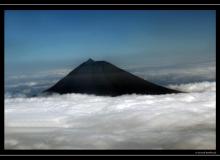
[44,59,181,96]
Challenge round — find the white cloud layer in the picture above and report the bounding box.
[168,81,216,92]
[5,81,216,149]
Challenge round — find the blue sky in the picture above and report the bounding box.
[5,10,215,77]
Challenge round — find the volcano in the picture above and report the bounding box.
[44,59,181,96]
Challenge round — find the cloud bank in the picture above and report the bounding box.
[5,81,215,149]
[127,60,215,85]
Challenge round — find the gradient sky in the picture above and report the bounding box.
[5,10,216,76]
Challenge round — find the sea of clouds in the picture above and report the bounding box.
[5,81,216,149]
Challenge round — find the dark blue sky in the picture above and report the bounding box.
[5,10,215,76]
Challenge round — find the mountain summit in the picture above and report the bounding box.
[44,59,181,96]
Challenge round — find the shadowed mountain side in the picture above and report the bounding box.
[44,59,182,96]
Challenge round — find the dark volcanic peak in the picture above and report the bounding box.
[84,58,94,64]
[44,59,181,96]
